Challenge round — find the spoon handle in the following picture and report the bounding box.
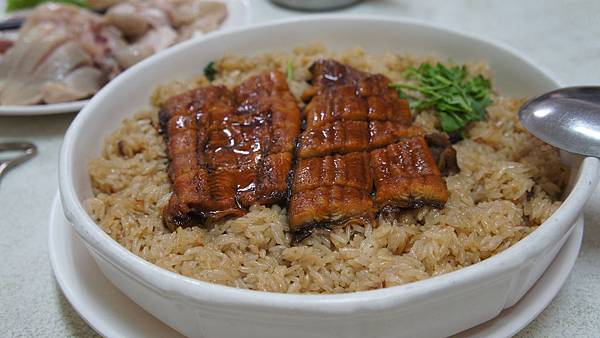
[0,142,37,186]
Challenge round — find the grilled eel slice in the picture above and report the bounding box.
[159,60,457,243]
[159,71,301,230]
[288,60,452,242]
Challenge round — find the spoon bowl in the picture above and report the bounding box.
[519,86,600,157]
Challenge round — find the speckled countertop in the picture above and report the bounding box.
[1,0,599,337]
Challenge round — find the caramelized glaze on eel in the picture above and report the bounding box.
[159,71,301,229]
[159,60,458,242]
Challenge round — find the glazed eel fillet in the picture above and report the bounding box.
[159,71,301,230]
[288,60,451,239]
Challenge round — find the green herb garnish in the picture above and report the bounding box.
[286,59,294,81]
[203,61,217,81]
[389,63,492,134]
[6,0,88,11]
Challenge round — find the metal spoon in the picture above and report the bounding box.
[0,142,37,185]
[519,86,600,157]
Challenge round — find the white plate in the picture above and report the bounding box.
[0,0,251,116]
[48,193,583,338]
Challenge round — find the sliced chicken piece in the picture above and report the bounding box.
[105,0,181,69]
[35,41,94,81]
[0,33,106,105]
[94,26,127,80]
[105,3,152,38]
[105,1,171,39]
[0,1,230,105]
[21,4,115,66]
[42,67,105,103]
[0,24,63,77]
[0,41,106,104]
[166,0,227,28]
[0,25,65,104]
[174,1,227,40]
[111,25,178,68]
[0,4,121,104]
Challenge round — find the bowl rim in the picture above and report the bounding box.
[59,14,600,315]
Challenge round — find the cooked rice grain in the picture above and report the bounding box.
[87,45,568,293]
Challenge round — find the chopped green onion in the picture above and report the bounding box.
[203,61,217,82]
[389,63,492,134]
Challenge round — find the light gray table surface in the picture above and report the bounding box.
[1,0,599,337]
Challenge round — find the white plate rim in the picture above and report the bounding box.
[48,193,184,338]
[48,193,584,338]
[0,0,251,116]
[0,100,89,116]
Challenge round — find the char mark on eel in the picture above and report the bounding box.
[289,59,453,242]
[370,136,449,213]
[289,152,376,243]
[159,59,456,243]
[160,71,301,230]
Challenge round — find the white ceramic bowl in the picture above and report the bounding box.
[59,16,600,338]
